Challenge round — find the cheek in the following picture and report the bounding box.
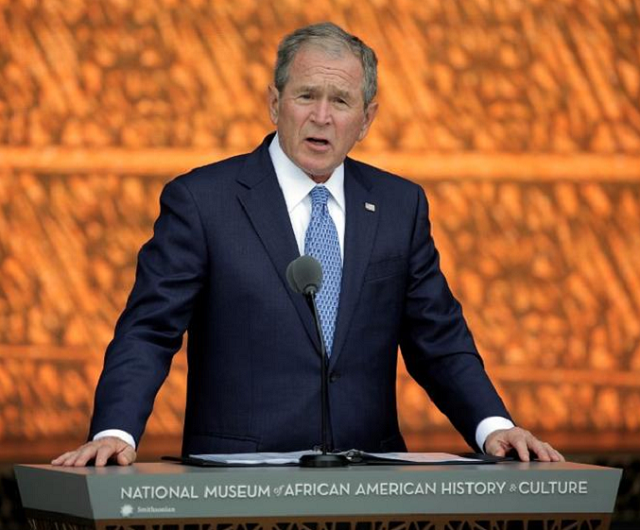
[283,112,305,133]
[338,119,365,145]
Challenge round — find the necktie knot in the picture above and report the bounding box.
[310,185,330,208]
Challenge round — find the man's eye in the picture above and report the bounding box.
[299,94,312,100]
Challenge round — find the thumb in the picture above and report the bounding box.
[484,435,508,457]
[490,445,507,457]
[116,446,136,466]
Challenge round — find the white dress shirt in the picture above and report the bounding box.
[268,133,345,259]
[95,133,513,452]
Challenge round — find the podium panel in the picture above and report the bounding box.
[15,461,622,530]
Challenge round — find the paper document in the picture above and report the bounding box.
[362,452,483,463]
[190,450,314,465]
[189,450,485,465]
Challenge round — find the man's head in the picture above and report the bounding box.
[274,22,378,109]
[268,22,379,182]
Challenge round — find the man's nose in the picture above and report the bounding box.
[310,99,331,124]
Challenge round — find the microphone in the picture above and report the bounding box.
[286,256,348,468]
[286,255,322,296]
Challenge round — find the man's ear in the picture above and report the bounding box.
[268,85,279,125]
[357,101,378,142]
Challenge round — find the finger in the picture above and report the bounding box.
[535,440,562,462]
[528,439,551,462]
[60,447,88,467]
[51,451,75,466]
[485,438,509,457]
[549,447,565,462]
[73,445,100,467]
[542,442,560,462]
[94,443,117,467]
[483,429,511,457]
[512,437,531,462]
[60,453,83,467]
[116,446,136,466]
[59,449,78,467]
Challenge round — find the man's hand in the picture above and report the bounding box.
[51,437,137,467]
[484,427,564,462]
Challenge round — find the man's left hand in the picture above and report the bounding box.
[484,427,565,462]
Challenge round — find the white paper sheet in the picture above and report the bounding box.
[189,450,484,465]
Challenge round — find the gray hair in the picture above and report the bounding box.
[274,22,378,108]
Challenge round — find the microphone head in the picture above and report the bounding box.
[286,255,323,295]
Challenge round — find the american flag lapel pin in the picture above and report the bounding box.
[365,202,376,212]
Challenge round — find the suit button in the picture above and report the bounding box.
[329,372,340,383]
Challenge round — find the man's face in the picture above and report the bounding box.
[268,45,378,183]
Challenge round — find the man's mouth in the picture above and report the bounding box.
[306,137,330,146]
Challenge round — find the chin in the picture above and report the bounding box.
[297,160,330,177]
[307,168,333,180]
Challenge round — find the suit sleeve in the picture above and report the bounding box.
[89,178,208,445]
[399,185,511,451]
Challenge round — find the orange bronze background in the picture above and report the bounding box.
[1,0,639,461]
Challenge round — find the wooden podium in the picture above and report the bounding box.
[15,461,622,530]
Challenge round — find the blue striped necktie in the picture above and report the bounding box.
[304,186,342,356]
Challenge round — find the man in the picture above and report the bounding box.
[53,22,562,467]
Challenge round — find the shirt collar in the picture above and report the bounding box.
[269,133,345,213]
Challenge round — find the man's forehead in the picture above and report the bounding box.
[287,47,363,86]
[296,40,356,61]
[291,43,362,72]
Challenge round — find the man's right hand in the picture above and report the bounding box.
[51,437,137,467]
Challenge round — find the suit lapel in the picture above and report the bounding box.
[236,137,321,351]
[330,159,379,366]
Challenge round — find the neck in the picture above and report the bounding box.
[308,173,331,184]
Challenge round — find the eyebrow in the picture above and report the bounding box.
[332,88,353,100]
[296,85,355,101]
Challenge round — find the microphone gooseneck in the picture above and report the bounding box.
[286,255,348,468]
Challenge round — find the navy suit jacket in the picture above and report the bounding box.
[89,134,510,455]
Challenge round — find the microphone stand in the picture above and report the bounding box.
[299,290,349,468]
